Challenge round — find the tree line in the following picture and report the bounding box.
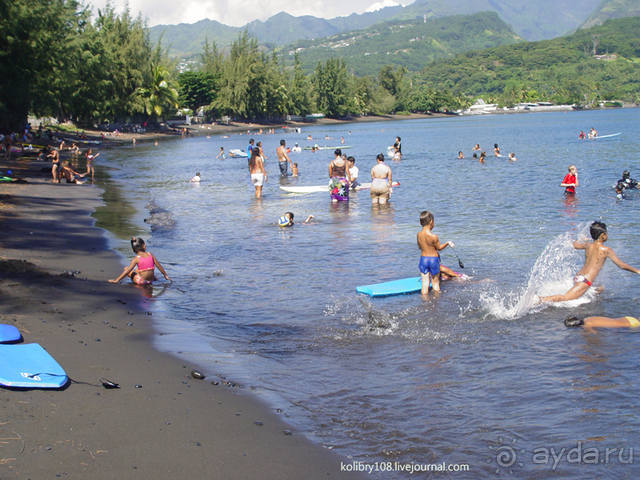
[2,2,637,133]
[0,0,178,132]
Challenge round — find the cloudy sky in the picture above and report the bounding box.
[88,0,411,26]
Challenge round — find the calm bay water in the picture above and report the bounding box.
[100,108,640,478]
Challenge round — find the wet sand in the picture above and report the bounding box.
[0,156,358,478]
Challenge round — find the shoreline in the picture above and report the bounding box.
[39,104,637,146]
[0,156,359,478]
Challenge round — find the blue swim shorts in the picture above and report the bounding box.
[419,256,440,276]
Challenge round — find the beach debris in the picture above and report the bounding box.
[127,322,133,327]
[254,421,264,426]
[135,384,143,389]
[190,370,205,380]
[100,378,120,389]
[282,430,292,436]
[211,381,219,386]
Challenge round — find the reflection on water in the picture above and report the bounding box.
[101,108,640,478]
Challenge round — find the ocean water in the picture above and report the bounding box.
[99,108,640,478]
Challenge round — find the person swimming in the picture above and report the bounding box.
[564,315,640,330]
[278,212,314,227]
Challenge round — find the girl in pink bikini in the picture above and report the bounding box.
[109,237,171,285]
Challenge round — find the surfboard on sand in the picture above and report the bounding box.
[0,343,68,388]
[280,181,400,194]
[356,277,422,297]
[0,324,21,343]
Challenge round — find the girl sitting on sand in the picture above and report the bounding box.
[109,237,171,285]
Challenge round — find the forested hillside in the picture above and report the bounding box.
[414,17,640,104]
[279,12,521,76]
[580,0,640,29]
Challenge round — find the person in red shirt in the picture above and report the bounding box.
[561,165,578,195]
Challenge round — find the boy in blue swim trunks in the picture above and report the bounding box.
[417,210,454,295]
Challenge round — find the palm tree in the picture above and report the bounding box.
[135,63,179,119]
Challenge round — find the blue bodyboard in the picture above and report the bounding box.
[0,344,67,388]
[356,277,423,297]
[0,324,21,343]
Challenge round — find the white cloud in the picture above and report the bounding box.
[88,0,413,26]
[365,0,402,13]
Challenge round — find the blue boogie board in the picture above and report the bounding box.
[356,277,423,297]
[0,324,21,343]
[0,344,68,388]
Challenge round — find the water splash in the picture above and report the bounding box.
[480,224,596,320]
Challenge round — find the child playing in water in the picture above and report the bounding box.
[417,210,454,295]
[278,212,314,227]
[291,163,298,177]
[540,221,640,303]
[561,165,578,195]
[190,172,201,182]
[109,237,171,285]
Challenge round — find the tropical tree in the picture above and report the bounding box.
[135,63,179,119]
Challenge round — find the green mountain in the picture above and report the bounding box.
[414,17,640,103]
[280,12,521,76]
[580,0,640,29]
[149,0,604,59]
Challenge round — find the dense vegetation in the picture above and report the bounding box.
[2,1,639,131]
[279,12,521,76]
[414,17,640,105]
[0,0,178,131]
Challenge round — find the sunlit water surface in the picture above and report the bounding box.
[99,108,640,478]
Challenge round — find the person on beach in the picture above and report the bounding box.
[257,141,267,161]
[392,136,402,161]
[276,139,292,176]
[564,315,640,331]
[48,148,60,183]
[417,210,454,295]
[246,138,254,159]
[540,221,640,303]
[370,153,392,205]
[216,147,225,159]
[85,148,99,181]
[561,165,578,195]
[248,147,266,199]
[190,172,201,182]
[328,149,351,202]
[59,161,86,184]
[109,237,170,285]
[348,156,359,190]
[457,151,464,159]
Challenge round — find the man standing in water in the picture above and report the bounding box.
[540,221,640,303]
[276,139,292,176]
[246,138,254,160]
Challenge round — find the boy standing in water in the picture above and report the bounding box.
[540,221,640,303]
[561,165,578,195]
[417,211,454,295]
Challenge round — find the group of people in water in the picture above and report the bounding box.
[458,143,516,162]
[105,127,640,333]
[46,140,99,184]
[578,127,598,139]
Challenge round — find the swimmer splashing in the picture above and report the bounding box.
[540,221,640,303]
